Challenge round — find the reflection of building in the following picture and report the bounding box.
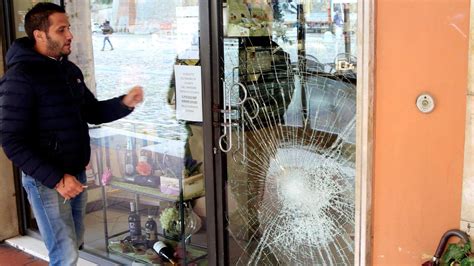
[91,0,179,33]
[112,0,136,32]
[91,0,200,34]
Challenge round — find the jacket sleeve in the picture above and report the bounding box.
[81,87,133,125]
[0,77,63,189]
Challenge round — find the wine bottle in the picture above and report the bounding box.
[145,215,158,247]
[128,202,142,242]
[124,137,136,179]
[153,241,177,265]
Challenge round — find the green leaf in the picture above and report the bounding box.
[460,255,474,266]
[441,241,472,265]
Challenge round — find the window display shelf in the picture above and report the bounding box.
[102,177,206,264]
[108,176,205,202]
[108,237,207,265]
[101,184,206,265]
[105,189,161,207]
[89,126,206,264]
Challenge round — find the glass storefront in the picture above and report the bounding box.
[8,0,207,264]
[4,0,361,264]
[82,0,206,264]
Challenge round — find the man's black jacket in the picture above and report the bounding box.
[0,37,132,188]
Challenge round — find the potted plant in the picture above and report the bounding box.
[423,229,473,266]
[159,204,202,241]
[159,207,180,240]
[440,240,473,265]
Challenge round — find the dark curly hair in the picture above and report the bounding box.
[24,2,65,42]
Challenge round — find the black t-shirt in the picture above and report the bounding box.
[102,24,113,35]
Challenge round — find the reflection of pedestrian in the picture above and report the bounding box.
[333,10,343,27]
[333,10,343,37]
[0,3,144,265]
[100,20,114,51]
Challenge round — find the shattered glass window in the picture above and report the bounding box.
[222,0,357,264]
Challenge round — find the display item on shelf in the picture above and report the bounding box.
[145,215,158,248]
[160,173,204,198]
[136,160,152,176]
[92,127,207,264]
[141,142,186,178]
[152,241,177,265]
[159,204,202,241]
[101,167,112,186]
[136,149,153,176]
[124,137,137,177]
[116,239,134,253]
[133,175,160,188]
[128,202,142,242]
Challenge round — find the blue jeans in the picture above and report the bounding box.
[22,172,88,266]
[102,36,113,50]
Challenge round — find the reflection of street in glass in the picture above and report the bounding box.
[91,28,355,139]
[92,33,187,139]
[275,28,357,64]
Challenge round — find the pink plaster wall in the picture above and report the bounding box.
[373,0,469,264]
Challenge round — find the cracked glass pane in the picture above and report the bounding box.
[223,0,357,264]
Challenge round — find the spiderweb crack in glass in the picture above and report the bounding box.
[230,146,355,265]
[223,23,357,264]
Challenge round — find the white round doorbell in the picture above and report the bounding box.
[416,93,435,113]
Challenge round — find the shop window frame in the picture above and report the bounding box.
[200,0,375,265]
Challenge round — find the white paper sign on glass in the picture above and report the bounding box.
[174,65,203,122]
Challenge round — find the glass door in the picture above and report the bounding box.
[219,0,358,264]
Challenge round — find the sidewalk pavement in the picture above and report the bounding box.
[0,242,47,266]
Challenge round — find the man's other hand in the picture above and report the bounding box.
[55,174,84,200]
[122,85,144,108]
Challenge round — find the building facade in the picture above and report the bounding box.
[0,0,472,265]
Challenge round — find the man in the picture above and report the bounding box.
[100,20,114,51]
[333,10,344,36]
[0,3,143,265]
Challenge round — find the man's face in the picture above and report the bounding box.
[42,12,73,58]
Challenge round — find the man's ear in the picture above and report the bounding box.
[33,30,46,43]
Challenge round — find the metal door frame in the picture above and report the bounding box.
[200,0,229,264]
